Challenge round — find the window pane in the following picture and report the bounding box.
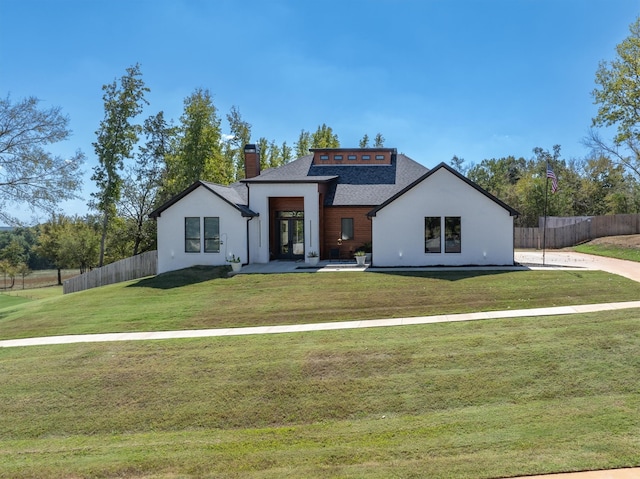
[341,218,354,240]
[425,217,441,253]
[185,217,200,253]
[204,217,220,253]
[445,217,461,253]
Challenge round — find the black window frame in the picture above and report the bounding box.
[445,216,461,253]
[424,217,441,253]
[204,217,220,253]
[341,217,354,241]
[185,217,201,253]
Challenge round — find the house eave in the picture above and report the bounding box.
[148,181,258,219]
[367,163,520,218]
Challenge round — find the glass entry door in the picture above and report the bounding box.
[276,211,304,260]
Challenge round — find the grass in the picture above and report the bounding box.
[1,269,78,290]
[2,267,640,477]
[1,310,640,478]
[574,243,640,262]
[2,267,640,340]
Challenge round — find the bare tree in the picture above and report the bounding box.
[0,95,84,225]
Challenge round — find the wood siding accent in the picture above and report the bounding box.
[322,206,372,259]
[311,148,395,166]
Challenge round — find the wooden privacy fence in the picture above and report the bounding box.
[515,214,640,249]
[63,250,158,294]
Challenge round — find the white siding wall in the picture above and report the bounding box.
[372,168,514,266]
[248,183,320,264]
[156,186,248,274]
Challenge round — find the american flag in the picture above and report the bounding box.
[546,164,558,193]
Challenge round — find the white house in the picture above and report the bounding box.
[368,163,518,267]
[150,146,519,273]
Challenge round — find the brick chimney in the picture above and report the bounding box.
[244,144,261,179]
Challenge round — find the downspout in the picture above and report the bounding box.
[245,181,252,266]
[246,215,255,265]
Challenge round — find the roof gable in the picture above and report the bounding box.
[367,162,520,217]
[149,181,258,219]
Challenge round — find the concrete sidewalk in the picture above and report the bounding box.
[2,299,640,348]
[519,467,640,478]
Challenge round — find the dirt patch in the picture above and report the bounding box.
[587,234,640,248]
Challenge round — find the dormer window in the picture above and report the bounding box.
[348,155,357,160]
[320,154,329,161]
[334,155,343,161]
[362,155,371,160]
[376,155,385,160]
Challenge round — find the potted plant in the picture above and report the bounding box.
[354,250,366,266]
[360,241,373,264]
[307,251,319,266]
[227,254,242,272]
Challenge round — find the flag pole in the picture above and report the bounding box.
[542,162,549,266]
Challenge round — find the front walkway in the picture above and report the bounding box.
[2,299,640,348]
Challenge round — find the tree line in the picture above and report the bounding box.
[3,15,640,281]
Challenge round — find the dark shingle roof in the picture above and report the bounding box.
[243,153,428,206]
[150,151,432,218]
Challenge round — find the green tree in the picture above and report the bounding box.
[120,111,173,255]
[579,155,637,215]
[467,155,526,206]
[225,106,252,181]
[0,259,17,289]
[294,129,312,157]
[165,88,232,195]
[280,141,292,164]
[0,238,28,289]
[591,16,640,178]
[373,133,385,147]
[33,214,70,284]
[311,123,339,148]
[92,63,149,266]
[449,155,468,175]
[16,262,31,290]
[35,215,100,279]
[0,238,26,266]
[58,217,100,273]
[359,134,370,148]
[0,95,84,225]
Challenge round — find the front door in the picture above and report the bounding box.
[276,211,304,260]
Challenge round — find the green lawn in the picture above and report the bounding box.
[2,267,640,478]
[574,243,640,262]
[1,310,640,478]
[2,267,640,340]
[0,293,30,309]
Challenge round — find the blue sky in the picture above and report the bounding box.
[1,0,639,223]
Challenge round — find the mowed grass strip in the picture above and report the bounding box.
[575,243,640,262]
[2,268,640,340]
[1,310,640,478]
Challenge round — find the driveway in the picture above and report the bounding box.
[515,250,640,283]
